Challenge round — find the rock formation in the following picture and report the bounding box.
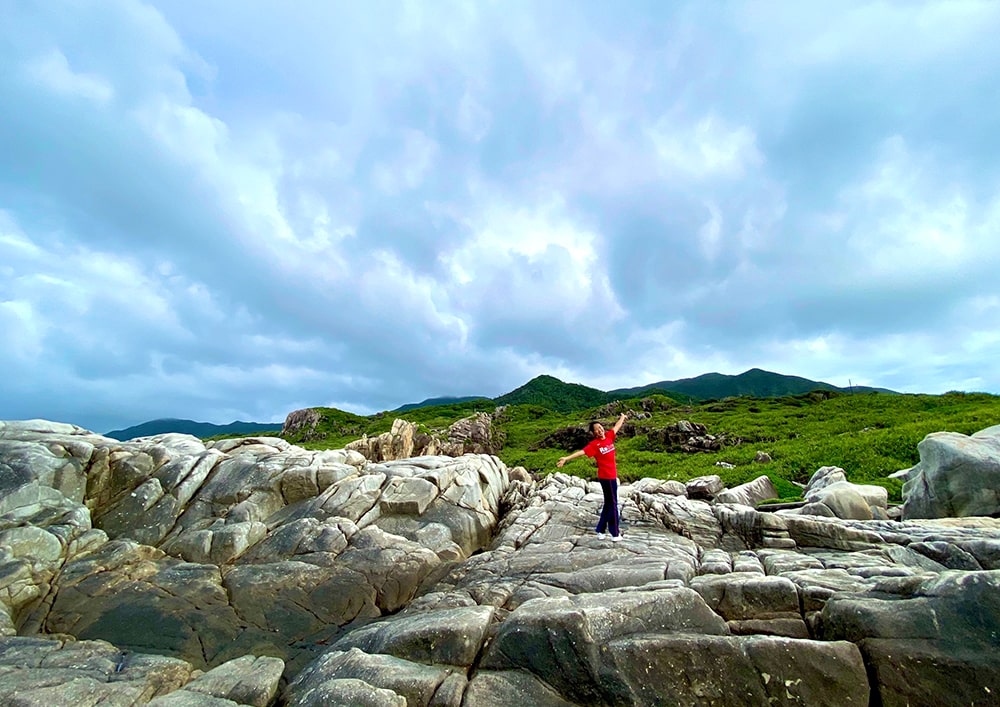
[346,414,502,462]
[894,423,1000,519]
[775,466,889,521]
[1,419,1000,705]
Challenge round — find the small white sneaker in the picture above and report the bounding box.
[596,532,608,539]
[610,535,622,542]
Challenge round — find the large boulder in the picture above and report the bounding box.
[896,424,1000,519]
[346,414,501,462]
[715,475,779,507]
[0,635,283,706]
[817,570,1000,706]
[775,466,889,521]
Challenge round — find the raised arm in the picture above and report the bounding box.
[612,412,627,434]
[556,449,587,468]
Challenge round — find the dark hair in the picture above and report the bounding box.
[588,421,601,434]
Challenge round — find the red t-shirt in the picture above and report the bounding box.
[584,429,617,479]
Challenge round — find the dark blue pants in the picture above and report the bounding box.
[596,478,620,537]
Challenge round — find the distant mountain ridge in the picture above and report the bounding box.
[610,368,891,401]
[393,396,490,412]
[494,374,612,412]
[105,418,282,441]
[107,369,894,438]
[402,368,891,413]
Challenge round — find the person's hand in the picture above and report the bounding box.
[556,457,566,468]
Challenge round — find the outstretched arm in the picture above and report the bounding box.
[612,412,628,434]
[556,449,587,468]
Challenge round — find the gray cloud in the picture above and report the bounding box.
[2,0,1000,433]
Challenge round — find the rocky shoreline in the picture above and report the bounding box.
[1,419,998,705]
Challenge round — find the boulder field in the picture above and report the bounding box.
[0,419,998,706]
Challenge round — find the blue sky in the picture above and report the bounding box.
[3,1,1000,433]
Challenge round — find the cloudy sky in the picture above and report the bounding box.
[3,1,999,433]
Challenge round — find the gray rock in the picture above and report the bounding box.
[805,480,873,520]
[857,638,1000,707]
[0,635,194,704]
[900,425,1000,519]
[179,655,284,706]
[481,587,728,704]
[715,475,779,507]
[464,670,578,707]
[624,477,686,496]
[148,691,242,706]
[690,574,801,621]
[287,648,464,707]
[285,677,406,707]
[379,476,439,515]
[331,605,494,667]
[602,634,868,706]
[686,474,724,500]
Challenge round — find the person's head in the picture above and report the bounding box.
[589,421,605,438]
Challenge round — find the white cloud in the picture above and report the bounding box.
[23,49,114,104]
[440,195,623,330]
[698,202,723,262]
[371,129,439,194]
[840,136,994,279]
[0,300,44,362]
[648,114,763,180]
[457,90,492,142]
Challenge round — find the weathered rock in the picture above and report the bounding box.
[897,424,1000,519]
[0,635,206,705]
[624,477,686,497]
[174,655,284,707]
[464,670,578,707]
[817,570,1000,705]
[480,587,729,703]
[287,648,465,707]
[686,474,724,500]
[330,605,494,667]
[602,634,868,706]
[715,475,779,507]
[280,409,324,441]
[285,677,406,706]
[345,413,501,462]
[806,480,873,520]
[771,465,890,521]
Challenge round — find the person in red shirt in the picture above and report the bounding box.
[556,412,628,541]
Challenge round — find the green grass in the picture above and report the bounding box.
[207,390,1000,504]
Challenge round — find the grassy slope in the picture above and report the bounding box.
[215,390,1000,504]
[490,391,1000,502]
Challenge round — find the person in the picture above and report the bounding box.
[557,412,627,541]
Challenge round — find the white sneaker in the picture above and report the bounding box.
[596,532,608,539]
[610,535,622,542]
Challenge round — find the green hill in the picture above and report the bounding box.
[387,369,895,415]
[105,418,282,441]
[394,396,490,412]
[280,390,1000,505]
[494,375,612,412]
[610,368,889,401]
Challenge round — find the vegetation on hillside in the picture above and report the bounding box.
[493,374,614,412]
[502,391,1000,503]
[259,389,1000,505]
